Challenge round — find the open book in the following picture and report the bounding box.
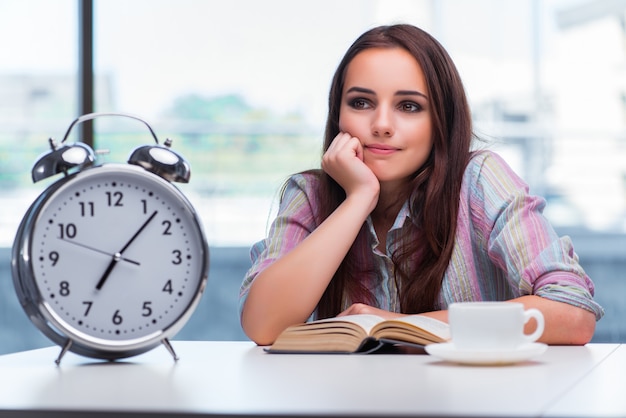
[266,314,450,354]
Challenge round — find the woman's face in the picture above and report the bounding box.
[339,47,433,188]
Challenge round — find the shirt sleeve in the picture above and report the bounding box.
[238,173,320,316]
[469,151,604,320]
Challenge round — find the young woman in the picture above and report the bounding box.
[239,24,603,346]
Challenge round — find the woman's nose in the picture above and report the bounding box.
[372,107,394,137]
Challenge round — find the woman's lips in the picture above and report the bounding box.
[365,144,399,155]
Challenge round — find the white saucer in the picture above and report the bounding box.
[425,342,548,365]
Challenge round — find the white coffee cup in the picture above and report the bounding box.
[448,302,544,351]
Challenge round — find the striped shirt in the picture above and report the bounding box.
[239,151,604,320]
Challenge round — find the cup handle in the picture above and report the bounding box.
[523,308,545,343]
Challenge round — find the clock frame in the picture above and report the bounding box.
[11,113,209,364]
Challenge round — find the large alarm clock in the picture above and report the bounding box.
[12,113,209,364]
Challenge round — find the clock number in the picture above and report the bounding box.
[49,251,59,266]
[142,301,153,317]
[106,191,124,207]
[83,301,93,316]
[163,279,173,294]
[58,223,77,239]
[59,281,70,297]
[141,199,148,214]
[79,201,95,217]
[162,220,172,235]
[112,310,123,325]
[171,250,182,265]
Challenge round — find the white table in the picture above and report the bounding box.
[545,343,626,417]
[0,341,620,417]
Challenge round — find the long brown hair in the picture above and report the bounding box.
[303,24,473,318]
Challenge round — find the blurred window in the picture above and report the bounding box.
[3,0,625,247]
[1,0,626,349]
[0,0,78,244]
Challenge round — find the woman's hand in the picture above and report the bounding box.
[241,134,383,346]
[513,296,596,345]
[338,303,405,320]
[322,132,380,213]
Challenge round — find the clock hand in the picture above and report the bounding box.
[59,238,140,265]
[118,210,159,253]
[95,256,120,291]
[95,210,158,290]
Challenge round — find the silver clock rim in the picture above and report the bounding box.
[12,163,209,360]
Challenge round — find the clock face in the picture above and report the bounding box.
[24,164,208,349]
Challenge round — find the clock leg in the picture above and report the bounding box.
[55,339,73,366]
[161,338,179,361]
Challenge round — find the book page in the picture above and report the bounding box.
[396,315,450,340]
[371,315,450,343]
[267,314,385,353]
[312,314,385,334]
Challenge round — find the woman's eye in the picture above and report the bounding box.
[349,98,370,109]
[400,102,422,112]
